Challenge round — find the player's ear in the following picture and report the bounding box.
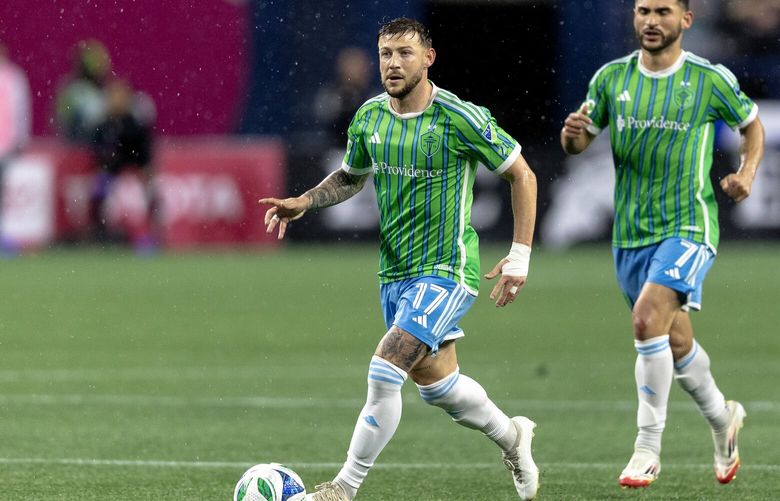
[682,9,693,30]
[425,47,436,68]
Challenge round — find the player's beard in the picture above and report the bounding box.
[637,24,683,53]
[383,66,425,99]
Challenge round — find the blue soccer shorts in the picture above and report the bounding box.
[380,275,476,353]
[613,237,715,311]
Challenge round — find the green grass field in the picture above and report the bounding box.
[1,243,778,500]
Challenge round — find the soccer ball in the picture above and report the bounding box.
[233,463,307,501]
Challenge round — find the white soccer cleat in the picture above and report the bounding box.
[619,449,660,488]
[304,481,349,501]
[713,400,746,484]
[502,416,539,500]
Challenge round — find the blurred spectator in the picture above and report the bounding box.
[718,0,780,56]
[306,46,382,235]
[55,39,111,143]
[90,78,157,252]
[715,0,780,98]
[93,79,155,173]
[0,41,32,254]
[677,0,720,60]
[0,42,31,159]
[313,46,378,145]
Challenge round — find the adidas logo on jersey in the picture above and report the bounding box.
[664,268,681,279]
[412,314,428,328]
[369,132,382,144]
[617,90,632,102]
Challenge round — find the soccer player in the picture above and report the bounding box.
[561,0,765,489]
[260,18,539,501]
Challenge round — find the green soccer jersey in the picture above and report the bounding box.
[583,50,758,251]
[342,82,521,294]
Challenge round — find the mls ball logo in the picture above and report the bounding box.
[674,85,693,110]
[420,129,442,158]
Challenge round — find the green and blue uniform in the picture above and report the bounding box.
[342,82,521,295]
[583,50,758,252]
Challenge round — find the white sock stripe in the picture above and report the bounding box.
[368,363,404,378]
[369,357,408,380]
[635,335,671,356]
[368,371,404,386]
[636,344,671,356]
[367,374,405,386]
[634,335,670,347]
[368,361,398,373]
[416,369,458,392]
[417,370,461,402]
[674,340,700,370]
[368,368,405,385]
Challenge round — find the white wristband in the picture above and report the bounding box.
[501,242,531,277]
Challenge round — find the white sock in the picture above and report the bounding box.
[417,367,517,451]
[334,356,407,500]
[633,335,673,456]
[674,340,729,431]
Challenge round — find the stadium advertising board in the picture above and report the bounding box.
[1,138,284,249]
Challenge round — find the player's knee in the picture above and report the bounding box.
[631,311,655,339]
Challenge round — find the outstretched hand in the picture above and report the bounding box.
[484,258,527,308]
[258,196,310,240]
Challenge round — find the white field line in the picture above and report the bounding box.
[1,393,780,412]
[0,457,778,471]
[0,367,361,383]
[0,393,363,409]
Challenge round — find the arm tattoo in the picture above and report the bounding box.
[304,170,368,209]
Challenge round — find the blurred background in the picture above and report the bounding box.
[0,0,778,253]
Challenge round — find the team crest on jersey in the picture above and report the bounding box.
[482,123,495,143]
[674,85,693,110]
[420,129,442,158]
